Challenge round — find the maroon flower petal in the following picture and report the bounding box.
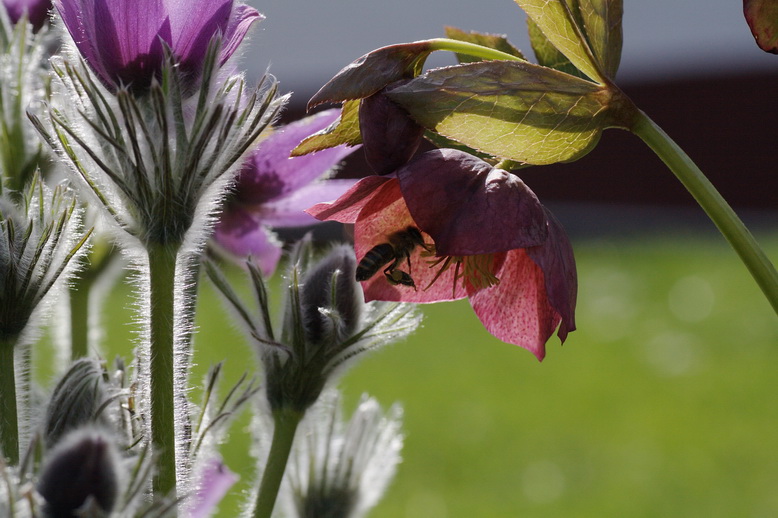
[359,87,424,175]
[469,248,561,361]
[397,149,548,256]
[351,179,468,303]
[306,175,393,224]
[308,41,434,109]
[526,208,577,342]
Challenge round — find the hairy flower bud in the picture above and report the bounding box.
[37,428,119,518]
[359,86,424,175]
[301,245,361,345]
[207,242,420,415]
[43,358,108,448]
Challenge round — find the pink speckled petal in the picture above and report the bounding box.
[469,248,561,361]
[526,208,577,342]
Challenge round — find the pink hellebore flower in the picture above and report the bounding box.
[3,0,51,30]
[307,149,577,360]
[54,0,260,92]
[213,109,358,275]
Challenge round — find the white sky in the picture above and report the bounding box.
[241,0,776,101]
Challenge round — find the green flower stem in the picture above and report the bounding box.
[252,408,304,518]
[69,273,93,360]
[427,38,525,63]
[632,110,778,313]
[0,341,19,466]
[147,242,180,501]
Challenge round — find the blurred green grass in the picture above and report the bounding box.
[38,232,778,517]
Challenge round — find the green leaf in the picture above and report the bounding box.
[578,0,623,78]
[744,0,778,54]
[444,26,525,63]
[515,0,605,83]
[308,42,433,109]
[291,100,362,156]
[387,61,611,165]
[423,130,501,163]
[527,17,587,79]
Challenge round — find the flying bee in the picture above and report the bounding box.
[356,226,430,288]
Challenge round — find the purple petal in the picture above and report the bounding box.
[219,3,262,66]
[212,205,283,275]
[397,149,548,256]
[56,0,168,90]
[525,208,577,342]
[167,0,232,74]
[235,109,357,204]
[256,179,358,227]
[4,0,51,29]
[55,0,101,77]
[187,458,237,518]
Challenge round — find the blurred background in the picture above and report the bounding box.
[46,1,778,517]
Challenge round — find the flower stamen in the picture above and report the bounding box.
[422,246,500,296]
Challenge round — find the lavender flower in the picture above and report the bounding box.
[2,0,50,30]
[54,0,261,93]
[213,109,358,275]
[185,457,238,518]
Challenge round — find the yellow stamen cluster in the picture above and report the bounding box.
[422,246,500,296]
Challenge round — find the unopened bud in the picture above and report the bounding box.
[43,359,108,448]
[37,428,119,517]
[359,86,424,175]
[301,245,362,346]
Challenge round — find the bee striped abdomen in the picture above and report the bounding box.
[356,243,395,281]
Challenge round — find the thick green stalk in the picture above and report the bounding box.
[0,341,19,465]
[69,274,93,360]
[147,243,180,501]
[252,409,303,518]
[427,38,525,63]
[631,110,778,313]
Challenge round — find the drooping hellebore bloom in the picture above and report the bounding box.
[3,0,51,30]
[307,148,577,360]
[54,0,261,93]
[213,109,358,275]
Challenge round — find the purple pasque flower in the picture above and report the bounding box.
[213,109,358,275]
[185,457,237,518]
[3,0,51,30]
[54,0,261,93]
